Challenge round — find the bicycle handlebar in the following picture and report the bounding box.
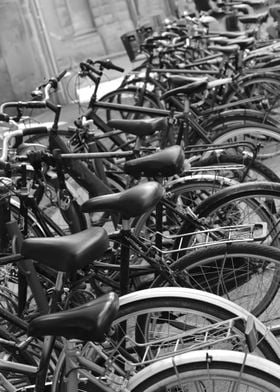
[57,69,67,82]
[1,70,67,114]
[81,58,125,74]
[94,59,125,72]
[1,101,47,113]
[80,61,102,76]
[106,61,125,73]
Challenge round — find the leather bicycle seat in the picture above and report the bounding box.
[28,292,119,342]
[21,227,108,273]
[124,145,185,178]
[108,117,167,137]
[81,181,164,219]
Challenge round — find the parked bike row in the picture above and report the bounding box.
[1,1,280,390]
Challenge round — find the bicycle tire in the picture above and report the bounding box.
[210,123,280,161]
[191,181,280,249]
[169,242,280,319]
[129,350,280,392]
[133,175,280,263]
[224,72,280,114]
[97,86,163,122]
[9,199,47,239]
[133,175,236,250]
[191,152,280,182]
[114,287,280,365]
[51,289,280,391]
[10,197,67,238]
[200,108,280,130]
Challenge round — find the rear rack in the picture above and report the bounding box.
[151,223,268,254]
[85,316,259,370]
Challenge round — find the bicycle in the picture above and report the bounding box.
[12,131,280,322]
[114,27,280,119]
[71,59,280,165]
[0,290,280,391]
[2,204,280,389]
[1,149,280,329]
[4,71,279,241]
[4,71,280,322]
[15,60,280,177]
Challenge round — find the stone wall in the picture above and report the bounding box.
[0,0,43,102]
[0,0,176,103]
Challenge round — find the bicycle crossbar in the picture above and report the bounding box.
[60,151,133,159]
[152,68,219,75]
[95,101,173,116]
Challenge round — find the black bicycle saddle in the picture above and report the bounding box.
[21,227,108,273]
[28,292,119,342]
[81,181,164,219]
[124,145,185,178]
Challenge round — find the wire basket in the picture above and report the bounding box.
[120,31,140,62]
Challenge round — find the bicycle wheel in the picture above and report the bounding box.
[9,198,48,239]
[10,196,70,238]
[211,123,280,161]
[225,72,280,116]
[113,287,280,366]
[190,181,280,248]
[51,290,280,392]
[169,242,280,320]
[134,175,280,262]
[97,86,162,122]
[190,152,280,182]
[132,175,236,268]
[129,350,280,392]
[200,108,280,130]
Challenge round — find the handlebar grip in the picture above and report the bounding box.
[0,113,10,122]
[109,62,124,73]
[95,59,124,72]
[57,69,67,82]
[22,126,49,136]
[24,101,47,109]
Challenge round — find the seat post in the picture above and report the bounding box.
[119,218,132,296]
[49,271,65,312]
